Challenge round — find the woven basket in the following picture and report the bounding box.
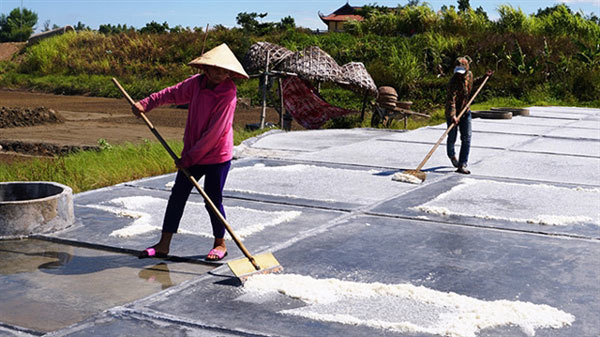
[397,101,413,110]
[378,93,398,100]
[378,86,397,97]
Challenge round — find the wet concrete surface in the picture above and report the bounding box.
[45,310,249,337]
[0,239,213,334]
[1,106,598,336]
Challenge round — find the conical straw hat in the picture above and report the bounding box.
[188,43,249,79]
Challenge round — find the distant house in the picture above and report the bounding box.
[319,2,364,33]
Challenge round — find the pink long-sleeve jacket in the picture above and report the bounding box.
[139,74,237,168]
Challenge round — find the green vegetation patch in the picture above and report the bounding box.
[0,127,272,194]
[0,140,182,193]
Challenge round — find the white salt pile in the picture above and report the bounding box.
[84,196,301,238]
[412,178,599,226]
[391,172,423,184]
[241,274,575,337]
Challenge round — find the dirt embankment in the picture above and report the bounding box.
[0,106,65,128]
[0,42,26,61]
[0,88,283,160]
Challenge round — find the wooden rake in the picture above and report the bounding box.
[401,74,490,183]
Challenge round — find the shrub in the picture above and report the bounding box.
[534,4,600,40]
[395,4,438,35]
[496,5,534,33]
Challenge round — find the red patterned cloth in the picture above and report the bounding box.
[282,76,357,129]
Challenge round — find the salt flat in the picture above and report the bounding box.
[5,106,598,337]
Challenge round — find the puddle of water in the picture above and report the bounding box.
[0,238,214,333]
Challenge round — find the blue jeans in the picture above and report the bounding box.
[446,111,472,167]
[162,161,231,238]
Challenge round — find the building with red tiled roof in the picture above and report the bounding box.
[319,2,364,33]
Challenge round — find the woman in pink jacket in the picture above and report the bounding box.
[133,44,249,261]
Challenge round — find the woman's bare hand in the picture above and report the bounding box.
[131,102,145,118]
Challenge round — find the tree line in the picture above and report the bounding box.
[0,7,297,42]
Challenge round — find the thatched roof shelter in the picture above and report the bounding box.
[340,62,377,96]
[243,42,377,96]
[243,42,293,73]
[279,46,345,84]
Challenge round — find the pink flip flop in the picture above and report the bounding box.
[206,248,228,261]
[139,247,168,259]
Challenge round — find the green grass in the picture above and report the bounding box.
[0,140,183,193]
[0,127,271,194]
[0,72,177,98]
[233,126,274,145]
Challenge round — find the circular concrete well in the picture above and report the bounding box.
[0,182,74,237]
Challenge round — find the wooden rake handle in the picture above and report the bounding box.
[415,75,490,172]
[111,78,261,270]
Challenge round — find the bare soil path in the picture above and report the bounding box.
[0,88,282,161]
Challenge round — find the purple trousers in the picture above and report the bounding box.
[161,161,231,238]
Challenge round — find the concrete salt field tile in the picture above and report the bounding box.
[376,127,449,143]
[294,137,506,172]
[370,175,600,239]
[527,106,597,118]
[130,216,598,337]
[223,159,421,209]
[468,150,600,186]
[545,127,600,140]
[127,158,422,210]
[526,110,588,120]
[565,119,600,129]
[46,310,245,337]
[246,128,386,152]
[0,325,37,337]
[475,116,575,127]
[530,106,600,115]
[58,185,345,261]
[431,120,556,136]
[514,137,600,157]
[378,127,534,149]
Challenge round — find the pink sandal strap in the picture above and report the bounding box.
[145,248,156,257]
[207,248,226,259]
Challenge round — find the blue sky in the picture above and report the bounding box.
[0,0,598,32]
